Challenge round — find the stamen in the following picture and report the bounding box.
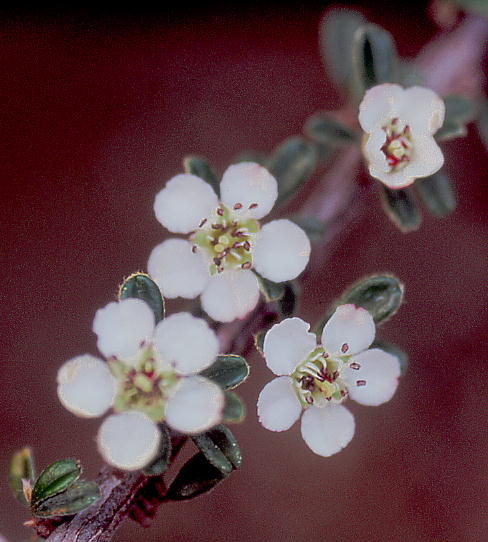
[356,380,366,387]
[249,202,258,209]
[241,262,252,269]
[191,245,197,253]
[243,241,251,251]
[199,218,207,227]
[305,396,314,404]
[211,223,222,230]
[233,203,243,210]
[341,343,349,353]
[349,362,361,370]
[216,207,224,216]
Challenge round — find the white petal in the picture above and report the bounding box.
[220,162,278,219]
[263,317,316,375]
[147,238,209,299]
[400,86,445,135]
[153,312,219,375]
[57,355,115,418]
[253,219,311,283]
[154,174,218,234]
[93,299,155,360]
[300,404,355,457]
[345,348,401,406]
[200,269,260,323]
[321,304,375,356]
[165,376,224,434]
[97,412,161,470]
[358,83,404,132]
[257,376,302,431]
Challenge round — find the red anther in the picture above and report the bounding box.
[305,396,314,404]
[198,218,207,227]
[241,261,252,269]
[213,257,221,266]
[191,245,197,253]
[249,202,258,209]
[322,352,329,359]
[341,343,349,353]
[231,220,238,227]
[234,203,243,210]
[349,362,361,370]
[243,241,251,251]
[326,396,332,401]
[217,207,224,216]
[332,371,339,380]
[340,389,347,397]
[211,238,218,245]
[232,241,242,249]
[211,223,222,229]
[356,380,366,387]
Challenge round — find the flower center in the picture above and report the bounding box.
[381,118,412,171]
[191,204,259,275]
[108,346,179,422]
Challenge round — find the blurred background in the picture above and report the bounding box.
[1,1,487,541]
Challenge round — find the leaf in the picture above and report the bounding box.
[266,137,317,207]
[192,424,241,475]
[372,340,409,375]
[183,155,220,197]
[352,23,398,103]
[31,458,82,508]
[415,171,456,217]
[254,330,266,356]
[118,273,165,323]
[32,481,100,519]
[289,215,326,243]
[223,392,246,423]
[278,281,299,318]
[304,114,358,146]
[165,453,228,501]
[255,273,285,302]
[380,185,422,233]
[232,150,267,166]
[199,354,249,390]
[142,424,172,476]
[8,448,35,506]
[451,0,488,18]
[477,100,488,150]
[436,94,475,142]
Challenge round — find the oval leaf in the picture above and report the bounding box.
[372,340,409,375]
[192,424,241,474]
[33,481,100,519]
[380,185,422,233]
[142,424,172,476]
[165,453,227,501]
[305,114,358,146]
[223,392,246,424]
[289,216,326,243]
[119,273,165,323]
[278,281,299,318]
[199,354,249,390]
[31,458,82,508]
[415,171,456,217]
[183,155,220,197]
[9,448,35,506]
[255,273,285,303]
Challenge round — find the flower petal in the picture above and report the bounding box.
[321,304,375,356]
[165,376,224,434]
[93,299,155,360]
[345,348,401,406]
[263,317,317,375]
[154,174,218,234]
[409,132,444,178]
[358,83,404,132]
[153,312,219,375]
[253,219,311,283]
[257,376,302,431]
[97,412,161,470]
[300,404,355,457]
[400,86,445,135]
[147,238,209,299]
[200,269,260,323]
[220,162,278,219]
[57,355,115,418]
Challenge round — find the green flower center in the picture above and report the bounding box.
[191,204,259,275]
[108,346,179,422]
[381,118,412,171]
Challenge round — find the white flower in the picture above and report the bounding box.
[148,162,311,323]
[57,298,224,470]
[359,84,445,189]
[257,305,401,457]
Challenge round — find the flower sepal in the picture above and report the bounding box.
[191,424,242,475]
[199,354,249,391]
[183,155,220,197]
[415,170,457,218]
[142,424,172,476]
[222,391,245,423]
[380,184,422,232]
[118,273,165,323]
[8,448,35,506]
[435,94,476,142]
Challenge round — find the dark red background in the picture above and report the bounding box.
[2,3,487,541]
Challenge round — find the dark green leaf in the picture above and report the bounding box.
[289,215,326,242]
[31,459,82,508]
[255,273,285,302]
[278,281,299,318]
[232,150,267,166]
[267,137,317,206]
[223,392,246,423]
[33,481,100,519]
[165,453,227,501]
[254,330,266,356]
[380,185,422,233]
[435,119,466,142]
[477,100,488,150]
[415,171,456,217]
[192,424,241,474]
[183,155,220,197]
[372,340,409,375]
[142,425,172,476]
[119,273,165,323]
[436,95,475,142]
[304,114,358,146]
[8,448,35,506]
[199,354,249,390]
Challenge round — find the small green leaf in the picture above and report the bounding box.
[435,119,466,142]
[415,171,456,217]
[199,354,249,390]
[192,425,241,475]
[142,424,172,476]
[352,23,398,102]
[477,100,488,150]
[119,273,165,323]
[9,448,35,506]
[380,185,422,233]
[436,95,476,142]
[223,392,246,423]
[33,481,100,519]
[372,340,409,375]
[267,137,317,207]
[289,215,326,243]
[278,281,299,318]
[183,155,220,197]
[254,330,266,356]
[255,273,285,302]
[31,458,82,508]
[165,453,227,501]
[232,150,267,166]
[304,114,358,146]
[451,0,488,18]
